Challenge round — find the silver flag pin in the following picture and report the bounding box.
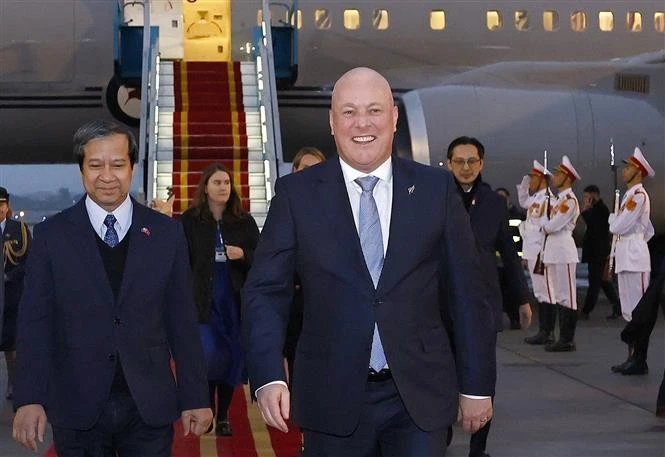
[408,185,415,195]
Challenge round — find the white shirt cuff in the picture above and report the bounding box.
[461,394,491,400]
[255,380,288,398]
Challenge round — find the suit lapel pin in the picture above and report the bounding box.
[141,227,151,237]
[408,185,415,195]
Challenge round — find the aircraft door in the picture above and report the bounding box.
[182,0,231,61]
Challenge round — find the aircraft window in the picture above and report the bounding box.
[430,10,446,30]
[486,11,502,30]
[543,10,559,31]
[627,12,642,32]
[373,9,389,30]
[315,9,331,29]
[599,12,614,31]
[290,9,303,29]
[515,11,530,31]
[344,9,360,30]
[570,11,587,32]
[655,12,665,32]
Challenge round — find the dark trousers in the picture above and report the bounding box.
[657,367,665,411]
[209,382,235,421]
[301,378,447,457]
[582,259,620,314]
[52,391,173,457]
[469,396,494,457]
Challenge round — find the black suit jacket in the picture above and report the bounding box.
[180,208,260,323]
[14,198,209,429]
[465,181,530,332]
[581,199,612,263]
[242,156,495,435]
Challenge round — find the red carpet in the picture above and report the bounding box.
[43,386,302,457]
[170,61,250,215]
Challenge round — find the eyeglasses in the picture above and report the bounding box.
[450,158,481,167]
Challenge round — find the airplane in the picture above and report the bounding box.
[0,1,663,247]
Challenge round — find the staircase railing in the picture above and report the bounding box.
[253,0,285,201]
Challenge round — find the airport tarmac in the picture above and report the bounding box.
[0,297,662,457]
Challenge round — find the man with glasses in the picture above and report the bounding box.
[446,136,532,457]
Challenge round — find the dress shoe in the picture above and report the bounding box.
[524,330,554,345]
[619,360,648,375]
[215,420,233,437]
[606,311,620,320]
[579,312,589,321]
[509,320,521,330]
[611,359,632,373]
[545,340,576,352]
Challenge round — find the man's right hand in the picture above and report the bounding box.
[256,383,290,433]
[13,404,47,451]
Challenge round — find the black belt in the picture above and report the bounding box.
[367,368,392,382]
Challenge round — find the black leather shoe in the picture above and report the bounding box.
[545,340,576,352]
[215,420,233,436]
[620,360,648,375]
[524,330,554,345]
[611,359,632,373]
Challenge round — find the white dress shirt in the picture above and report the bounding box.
[85,195,133,243]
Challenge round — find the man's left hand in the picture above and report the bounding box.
[181,408,213,436]
[458,396,493,434]
[519,303,533,329]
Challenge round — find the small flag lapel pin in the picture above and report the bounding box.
[141,227,151,237]
[408,185,415,195]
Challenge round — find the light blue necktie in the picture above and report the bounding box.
[103,214,119,248]
[355,176,387,372]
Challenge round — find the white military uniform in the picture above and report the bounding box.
[609,183,653,321]
[517,161,555,303]
[541,187,580,310]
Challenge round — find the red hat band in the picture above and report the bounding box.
[628,156,649,177]
[559,164,576,181]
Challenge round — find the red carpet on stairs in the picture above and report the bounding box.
[171,61,251,216]
[43,386,302,457]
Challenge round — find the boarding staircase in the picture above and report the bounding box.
[154,60,268,226]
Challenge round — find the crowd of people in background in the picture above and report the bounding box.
[1,66,664,457]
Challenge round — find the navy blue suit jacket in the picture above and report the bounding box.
[465,181,530,332]
[242,156,495,435]
[13,198,209,429]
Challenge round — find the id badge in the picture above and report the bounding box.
[215,248,227,262]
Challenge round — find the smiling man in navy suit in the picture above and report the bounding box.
[12,120,212,456]
[242,67,496,456]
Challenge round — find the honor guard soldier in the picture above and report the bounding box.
[0,186,31,400]
[609,147,654,375]
[518,161,557,345]
[540,156,581,352]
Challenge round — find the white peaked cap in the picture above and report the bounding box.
[557,155,581,181]
[530,160,551,177]
[624,147,655,177]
